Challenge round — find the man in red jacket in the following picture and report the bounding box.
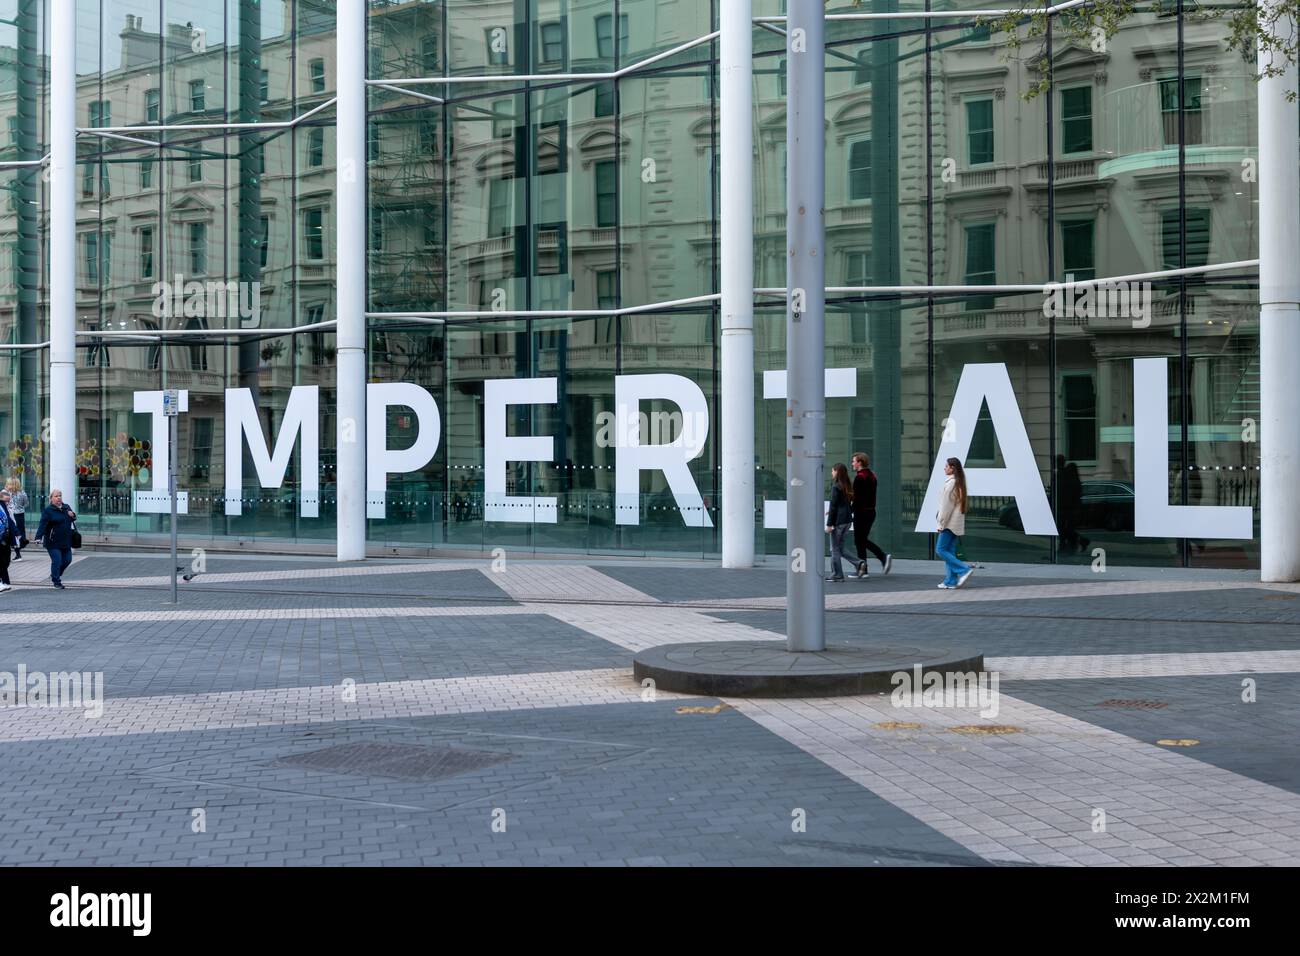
[851,452,892,579]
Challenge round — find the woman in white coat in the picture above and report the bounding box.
[935,457,974,589]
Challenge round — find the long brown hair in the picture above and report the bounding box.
[832,463,853,501]
[947,457,968,513]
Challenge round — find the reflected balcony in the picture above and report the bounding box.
[1098,75,1256,179]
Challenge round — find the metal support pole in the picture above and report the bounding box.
[1258,1,1300,582]
[785,0,826,651]
[336,0,368,561]
[169,412,178,604]
[48,0,77,502]
[720,0,755,569]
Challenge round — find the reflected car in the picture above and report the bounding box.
[997,479,1136,532]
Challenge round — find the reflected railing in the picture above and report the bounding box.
[1100,75,1256,177]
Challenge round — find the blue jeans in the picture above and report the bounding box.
[47,547,73,585]
[828,523,856,578]
[935,529,969,586]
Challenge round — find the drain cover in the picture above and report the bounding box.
[273,742,514,781]
[1100,699,1169,710]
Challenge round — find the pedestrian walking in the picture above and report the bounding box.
[34,488,77,589]
[0,491,14,591]
[935,457,974,590]
[825,463,857,583]
[6,478,28,559]
[850,452,892,578]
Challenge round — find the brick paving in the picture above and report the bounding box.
[0,549,1296,866]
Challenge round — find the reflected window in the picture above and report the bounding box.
[492,98,513,139]
[595,13,628,59]
[1159,76,1202,146]
[308,127,324,167]
[190,418,213,479]
[82,232,98,284]
[186,317,207,371]
[539,22,565,65]
[138,226,154,280]
[777,57,786,96]
[189,79,205,113]
[82,163,94,197]
[84,326,109,367]
[1061,372,1098,464]
[188,156,202,182]
[1060,219,1095,282]
[303,209,325,261]
[963,222,995,310]
[140,159,153,189]
[595,82,615,117]
[848,138,871,201]
[140,319,161,371]
[966,99,994,165]
[488,178,512,236]
[594,160,616,228]
[260,70,269,104]
[368,121,380,161]
[369,208,383,251]
[260,215,270,268]
[309,58,326,94]
[88,101,110,127]
[597,269,617,310]
[1060,86,1092,154]
[144,89,159,124]
[188,222,207,275]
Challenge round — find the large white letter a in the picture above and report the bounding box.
[915,363,1056,535]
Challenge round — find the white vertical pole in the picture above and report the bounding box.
[785,0,825,651]
[335,0,367,560]
[1258,2,1300,582]
[48,0,76,502]
[720,0,755,568]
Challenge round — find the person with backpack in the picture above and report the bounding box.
[34,488,77,589]
[850,452,892,578]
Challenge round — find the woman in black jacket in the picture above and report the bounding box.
[825,463,856,583]
[34,488,77,589]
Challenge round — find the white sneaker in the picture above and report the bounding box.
[937,582,952,589]
[0,583,11,592]
[956,568,974,589]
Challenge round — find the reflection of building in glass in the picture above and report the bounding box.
[0,1,1263,567]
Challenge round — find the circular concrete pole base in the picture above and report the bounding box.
[633,641,985,698]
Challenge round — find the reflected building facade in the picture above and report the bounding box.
[0,0,1262,567]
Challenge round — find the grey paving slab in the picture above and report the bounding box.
[0,702,984,867]
[701,608,1300,657]
[1005,673,1300,799]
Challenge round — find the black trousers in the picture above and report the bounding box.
[854,510,887,565]
[0,536,11,584]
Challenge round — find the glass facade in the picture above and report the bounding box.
[0,1,1263,567]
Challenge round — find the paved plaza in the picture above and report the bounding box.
[0,548,1298,866]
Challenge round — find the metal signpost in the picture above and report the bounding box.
[163,387,179,604]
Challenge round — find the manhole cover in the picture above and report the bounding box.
[1100,699,1169,709]
[273,742,514,781]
